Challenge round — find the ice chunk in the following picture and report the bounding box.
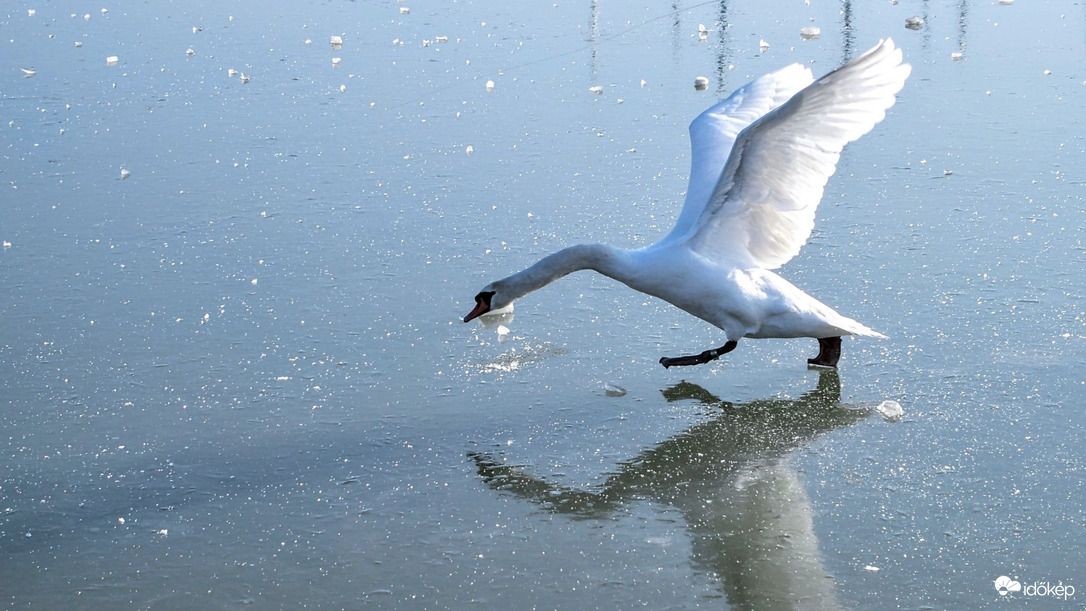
[2,241,12,249]
[485,79,495,92]
[74,41,83,47]
[21,68,36,77]
[332,57,342,66]
[800,26,820,40]
[186,48,195,56]
[330,35,343,46]
[604,383,626,397]
[589,85,603,95]
[905,16,924,30]
[693,76,709,90]
[759,38,770,51]
[864,565,880,572]
[239,72,251,83]
[106,55,119,66]
[28,9,36,17]
[435,35,448,43]
[120,167,131,180]
[338,84,346,92]
[227,68,237,77]
[998,0,1013,4]
[400,6,410,14]
[465,145,474,155]
[698,24,708,41]
[950,51,963,60]
[876,400,904,421]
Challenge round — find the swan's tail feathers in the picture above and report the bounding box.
[842,321,887,340]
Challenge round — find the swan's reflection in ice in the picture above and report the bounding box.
[471,369,867,610]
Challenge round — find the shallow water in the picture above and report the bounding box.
[2,1,1084,608]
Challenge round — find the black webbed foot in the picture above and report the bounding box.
[807,336,842,369]
[659,340,738,369]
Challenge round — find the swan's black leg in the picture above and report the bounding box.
[660,341,738,369]
[807,336,842,369]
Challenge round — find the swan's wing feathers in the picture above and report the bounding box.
[664,63,813,243]
[690,38,911,269]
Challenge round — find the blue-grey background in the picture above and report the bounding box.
[2,1,1083,608]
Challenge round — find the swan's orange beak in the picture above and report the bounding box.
[463,300,489,323]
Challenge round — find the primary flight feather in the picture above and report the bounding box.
[465,39,911,369]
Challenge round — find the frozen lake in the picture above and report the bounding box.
[2,1,1084,608]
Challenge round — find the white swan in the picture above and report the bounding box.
[464,39,911,369]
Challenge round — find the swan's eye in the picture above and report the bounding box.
[474,291,495,307]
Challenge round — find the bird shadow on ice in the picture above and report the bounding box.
[469,369,868,610]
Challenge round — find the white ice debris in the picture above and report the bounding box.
[239,72,251,83]
[905,16,924,30]
[2,241,12,249]
[332,57,342,66]
[951,51,963,60]
[496,325,510,338]
[877,400,904,421]
[589,85,603,95]
[21,68,36,77]
[106,55,119,66]
[28,9,36,16]
[864,565,880,572]
[186,48,195,56]
[759,38,770,51]
[800,26,821,40]
[604,383,627,397]
[698,24,708,40]
[999,0,1013,4]
[485,79,495,92]
[465,145,474,155]
[120,167,131,180]
[330,35,343,46]
[435,35,448,43]
[74,41,83,47]
[400,6,410,14]
[228,68,238,77]
[339,84,346,92]
[693,76,709,90]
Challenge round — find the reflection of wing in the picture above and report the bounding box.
[684,39,911,270]
[665,63,814,244]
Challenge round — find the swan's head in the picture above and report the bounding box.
[463,285,513,322]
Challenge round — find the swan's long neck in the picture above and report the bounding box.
[496,244,632,300]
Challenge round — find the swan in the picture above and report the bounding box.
[464,39,911,369]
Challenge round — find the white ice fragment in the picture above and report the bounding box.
[951,51,963,60]
[101,8,108,14]
[800,26,821,40]
[21,68,36,77]
[465,145,474,155]
[28,9,36,17]
[693,76,709,90]
[120,167,131,180]
[332,57,342,66]
[74,41,83,47]
[877,400,904,421]
[589,85,603,95]
[905,16,924,30]
[999,0,1013,4]
[2,241,11,249]
[864,565,880,572]
[106,55,119,66]
[496,325,510,337]
[304,38,312,45]
[84,13,91,20]
[1043,69,1051,76]
[485,79,495,92]
[338,84,346,92]
[435,35,448,43]
[400,6,410,14]
[698,24,708,40]
[118,517,125,524]
[759,38,770,51]
[250,278,258,285]
[239,72,251,83]
[186,48,195,56]
[330,35,343,46]
[640,79,647,87]
[604,383,627,397]
[228,68,238,77]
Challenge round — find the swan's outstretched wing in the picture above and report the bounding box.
[686,38,911,270]
[665,64,814,243]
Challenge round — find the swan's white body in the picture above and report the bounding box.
[466,39,911,366]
